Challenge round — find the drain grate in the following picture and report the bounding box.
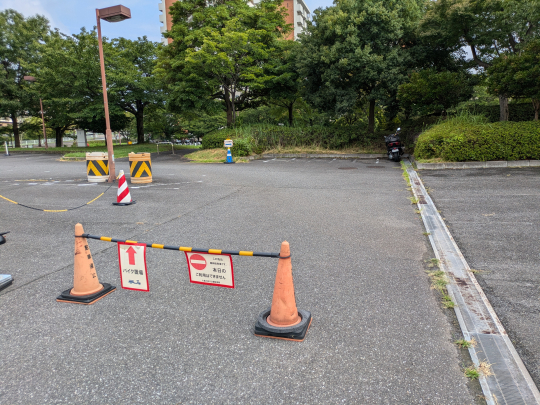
[366,166,385,168]
[338,167,357,170]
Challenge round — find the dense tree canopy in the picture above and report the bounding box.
[487,40,540,120]
[0,9,49,147]
[156,0,291,127]
[296,0,426,132]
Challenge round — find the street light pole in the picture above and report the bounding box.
[39,98,47,148]
[96,5,131,183]
[23,76,48,148]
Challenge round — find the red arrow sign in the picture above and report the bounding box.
[126,246,137,265]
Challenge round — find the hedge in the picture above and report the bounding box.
[201,125,386,153]
[414,120,540,161]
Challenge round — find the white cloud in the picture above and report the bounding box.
[0,0,71,34]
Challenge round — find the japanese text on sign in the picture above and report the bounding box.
[118,242,149,291]
[185,252,234,288]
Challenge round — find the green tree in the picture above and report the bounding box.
[487,40,540,120]
[420,0,540,120]
[157,0,290,127]
[107,37,163,144]
[0,9,49,147]
[398,69,475,116]
[296,0,426,133]
[35,29,135,145]
[262,40,301,126]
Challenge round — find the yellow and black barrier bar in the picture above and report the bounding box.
[81,234,280,258]
[87,159,109,176]
[130,160,152,177]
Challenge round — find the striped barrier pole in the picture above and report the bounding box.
[81,234,281,258]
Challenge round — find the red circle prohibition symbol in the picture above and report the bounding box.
[190,254,207,271]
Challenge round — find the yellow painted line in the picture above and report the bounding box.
[0,195,19,205]
[239,251,254,256]
[125,240,138,244]
[179,247,192,252]
[43,209,68,212]
[151,244,164,249]
[208,249,222,254]
[86,193,104,205]
[100,237,112,242]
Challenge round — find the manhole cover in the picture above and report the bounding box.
[366,166,385,168]
[338,167,357,170]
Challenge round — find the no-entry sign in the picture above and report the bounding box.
[185,252,234,288]
[118,242,149,291]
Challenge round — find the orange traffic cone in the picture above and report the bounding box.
[56,223,116,304]
[254,241,312,341]
[112,170,135,206]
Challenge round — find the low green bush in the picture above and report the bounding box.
[201,132,231,149]
[415,119,540,161]
[231,138,251,156]
[201,124,387,154]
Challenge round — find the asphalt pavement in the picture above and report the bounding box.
[0,153,476,403]
[419,167,540,390]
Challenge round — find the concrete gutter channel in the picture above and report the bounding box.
[403,159,540,405]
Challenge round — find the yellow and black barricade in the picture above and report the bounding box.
[86,152,109,183]
[129,153,152,184]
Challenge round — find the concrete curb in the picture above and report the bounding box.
[249,153,386,160]
[404,159,540,405]
[60,156,85,161]
[415,159,540,170]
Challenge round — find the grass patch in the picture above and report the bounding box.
[428,258,440,268]
[455,338,477,349]
[464,362,493,380]
[423,232,431,236]
[12,144,198,156]
[414,157,447,164]
[408,196,419,204]
[185,148,249,163]
[426,261,457,309]
[13,144,200,159]
[400,161,411,187]
[464,366,481,380]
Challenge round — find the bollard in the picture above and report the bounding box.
[129,152,152,183]
[86,152,109,182]
[4,141,9,156]
[224,138,234,164]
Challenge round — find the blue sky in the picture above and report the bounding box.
[0,0,333,43]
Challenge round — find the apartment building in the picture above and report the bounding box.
[158,0,310,44]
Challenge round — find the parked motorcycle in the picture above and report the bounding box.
[384,128,404,162]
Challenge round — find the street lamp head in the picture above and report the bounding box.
[97,5,131,23]
[24,76,36,82]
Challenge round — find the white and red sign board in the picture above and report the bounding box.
[118,242,149,291]
[185,252,234,288]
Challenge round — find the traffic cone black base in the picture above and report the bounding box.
[56,283,116,305]
[254,308,312,341]
[112,200,136,206]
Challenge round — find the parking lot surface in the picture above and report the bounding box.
[420,167,540,389]
[0,154,475,403]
